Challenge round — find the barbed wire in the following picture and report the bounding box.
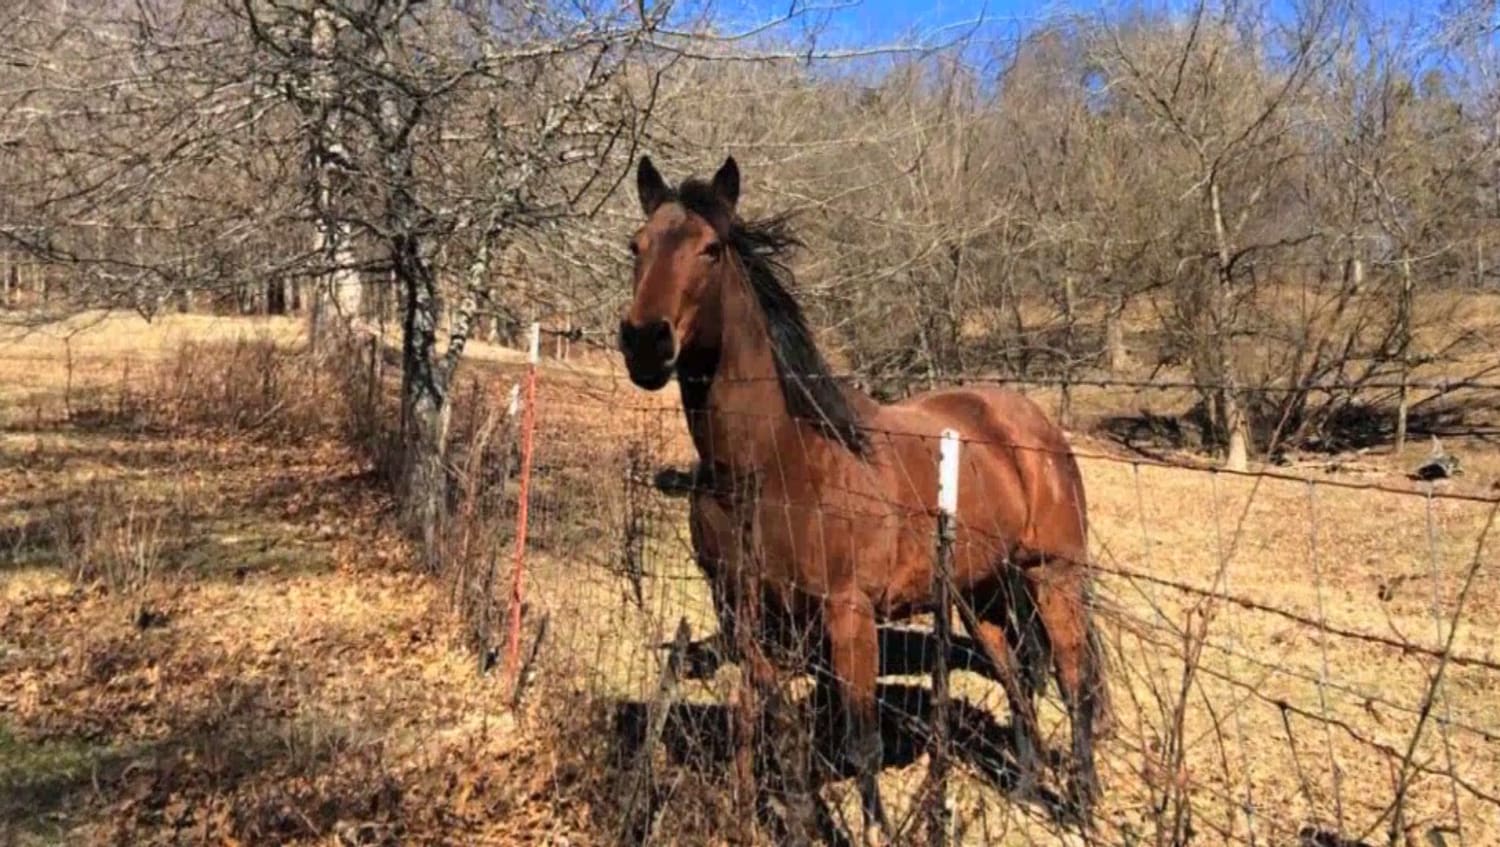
[578,491,1500,748]
[525,325,1500,395]
[667,370,1500,396]
[1091,551,1500,673]
[596,402,1500,506]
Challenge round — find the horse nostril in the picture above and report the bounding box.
[646,320,674,359]
[620,319,675,363]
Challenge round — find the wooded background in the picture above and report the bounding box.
[4,0,1497,550]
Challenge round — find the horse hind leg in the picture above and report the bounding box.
[1086,619,1116,740]
[955,580,1044,800]
[1024,557,1103,820]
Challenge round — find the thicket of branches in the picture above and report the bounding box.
[3,0,1498,554]
[628,3,1500,470]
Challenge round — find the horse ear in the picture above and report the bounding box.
[637,156,668,216]
[712,156,739,211]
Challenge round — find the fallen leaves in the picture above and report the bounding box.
[0,411,629,847]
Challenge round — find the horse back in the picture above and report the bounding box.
[884,385,1089,556]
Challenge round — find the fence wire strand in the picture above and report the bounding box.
[464,362,1500,846]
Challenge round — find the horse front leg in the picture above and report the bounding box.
[679,550,739,678]
[824,591,888,846]
[671,491,738,679]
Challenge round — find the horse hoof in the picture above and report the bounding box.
[658,639,724,679]
[861,824,888,847]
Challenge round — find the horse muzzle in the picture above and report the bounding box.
[618,318,676,390]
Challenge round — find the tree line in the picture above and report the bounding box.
[3,0,1496,559]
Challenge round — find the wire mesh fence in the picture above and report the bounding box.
[465,359,1500,847]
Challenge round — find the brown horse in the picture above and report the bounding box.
[619,155,1110,841]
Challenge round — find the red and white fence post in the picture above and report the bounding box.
[503,322,541,692]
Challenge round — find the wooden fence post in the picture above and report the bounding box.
[926,429,960,845]
[731,471,765,843]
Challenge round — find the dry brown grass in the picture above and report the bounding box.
[0,318,620,846]
[0,312,304,427]
[508,357,1500,846]
[3,311,1497,847]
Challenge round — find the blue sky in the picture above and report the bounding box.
[696,0,1078,51]
[693,0,1460,53]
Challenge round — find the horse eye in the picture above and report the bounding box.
[627,241,640,256]
[703,241,723,260]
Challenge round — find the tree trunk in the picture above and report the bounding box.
[133,226,148,316]
[1209,180,1250,471]
[394,226,491,570]
[379,81,491,571]
[485,313,496,344]
[1059,273,1077,427]
[266,279,287,315]
[397,233,449,570]
[1105,292,1127,373]
[1394,248,1414,453]
[308,7,360,348]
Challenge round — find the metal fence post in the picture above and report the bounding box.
[503,322,541,692]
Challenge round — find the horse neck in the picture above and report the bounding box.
[681,263,790,476]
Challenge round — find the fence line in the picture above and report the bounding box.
[649,405,1500,506]
[501,322,541,689]
[570,466,1500,748]
[1089,547,1500,672]
[659,370,1500,396]
[532,328,1500,396]
[478,362,1497,845]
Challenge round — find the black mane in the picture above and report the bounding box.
[672,178,870,455]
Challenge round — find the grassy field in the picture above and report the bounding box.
[2,311,1498,846]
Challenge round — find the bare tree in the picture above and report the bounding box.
[6,0,1498,479]
[234,0,669,561]
[1092,0,1347,469]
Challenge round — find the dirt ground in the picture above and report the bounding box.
[2,312,1498,846]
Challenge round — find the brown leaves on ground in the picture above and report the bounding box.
[0,426,605,846]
